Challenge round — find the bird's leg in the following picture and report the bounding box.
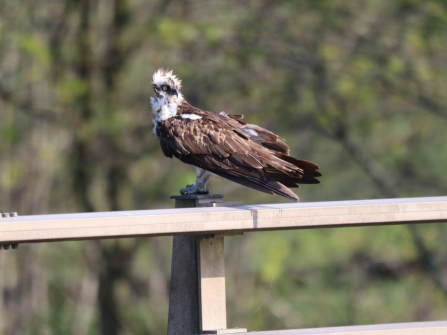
[180,168,211,195]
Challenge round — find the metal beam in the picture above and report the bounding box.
[1,197,447,245]
[247,320,447,334]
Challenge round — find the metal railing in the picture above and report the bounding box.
[1,195,447,334]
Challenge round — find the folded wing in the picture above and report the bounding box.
[156,106,321,202]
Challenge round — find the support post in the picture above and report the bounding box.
[198,235,227,333]
[1,212,19,250]
[167,194,246,335]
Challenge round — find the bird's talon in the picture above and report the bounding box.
[180,185,209,195]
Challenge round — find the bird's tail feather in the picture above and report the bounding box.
[215,169,300,202]
[269,152,322,185]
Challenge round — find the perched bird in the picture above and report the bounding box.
[151,69,321,202]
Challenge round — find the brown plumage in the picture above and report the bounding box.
[155,99,321,202]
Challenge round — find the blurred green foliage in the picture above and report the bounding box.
[1,0,447,334]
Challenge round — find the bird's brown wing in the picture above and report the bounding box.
[156,108,320,202]
[180,106,291,154]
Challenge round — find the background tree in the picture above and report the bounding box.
[1,0,447,334]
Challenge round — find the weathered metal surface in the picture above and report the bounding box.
[167,195,246,335]
[246,321,447,334]
[200,329,246,334]
[167,234,200,335]
[168,196,206,335]
[198,236,227,332]
[1,197,446,244]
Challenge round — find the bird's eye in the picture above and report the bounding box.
[162,85,168,91]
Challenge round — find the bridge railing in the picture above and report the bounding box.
[1,196,447,334]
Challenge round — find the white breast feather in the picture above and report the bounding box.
[151,97,179,133]
[150,96,162,114]
[158,104,177,121]
[151,96,203,133]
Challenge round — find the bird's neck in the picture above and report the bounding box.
[151,94,184,123]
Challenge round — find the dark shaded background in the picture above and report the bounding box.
[1,0,447,334]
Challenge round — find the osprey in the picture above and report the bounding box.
[151,69,321,202]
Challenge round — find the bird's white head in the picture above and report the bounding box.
[152,68,183,103]
[151,69,185,126]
